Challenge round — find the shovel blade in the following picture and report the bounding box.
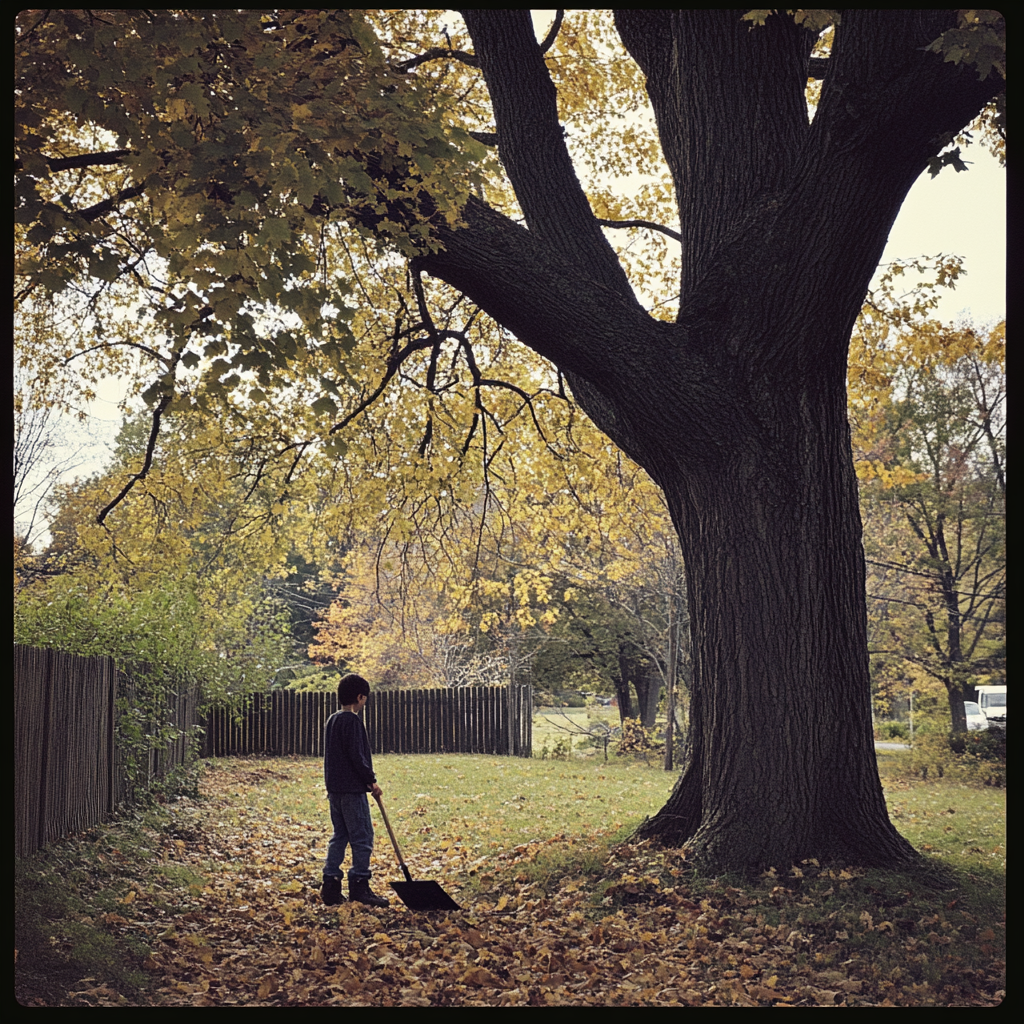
[390,880,460,911]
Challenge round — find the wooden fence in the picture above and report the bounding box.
[16,643,532,857]
[14,645,197,859]
[201,685,532,759]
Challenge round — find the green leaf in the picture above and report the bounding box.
[310,395,338,420]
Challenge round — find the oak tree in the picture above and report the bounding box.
[408,10,1002,869]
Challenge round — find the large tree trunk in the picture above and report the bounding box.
[630,369,911,867]
[412,9,999,871]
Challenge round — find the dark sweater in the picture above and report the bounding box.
[323,710,377,793]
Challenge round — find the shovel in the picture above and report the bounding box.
[373,794,461,911]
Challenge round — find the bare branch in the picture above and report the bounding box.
[64,338,170,368]
[597,217,682,244]
[328,335,437,436]
[476,377,549,444]
[394,46,479,73]
[96,391,174,525]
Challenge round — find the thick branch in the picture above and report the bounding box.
[807,56,829,79]
[538,10,565,55]
[460,9,634,302]
[413,196,652,392]
[79,183,147,222]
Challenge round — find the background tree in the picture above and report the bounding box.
[14,10,1004,872]
[16,410,301,700]
[853,323,1005,733]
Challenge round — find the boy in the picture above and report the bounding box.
[320,673,389,907]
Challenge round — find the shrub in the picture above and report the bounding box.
[556,691,587,708]
[877,720,909,741]
[894,730,1006,788]
[616,718,663,759]
[550,736,573,760]
[949,728,1006,761]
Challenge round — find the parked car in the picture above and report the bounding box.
[975,684,1006,729]
[964,701,989,731]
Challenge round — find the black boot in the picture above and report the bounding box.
[349,878,389,907]
[320,875,345,906]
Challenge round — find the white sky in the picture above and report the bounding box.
[878,145,1005,326]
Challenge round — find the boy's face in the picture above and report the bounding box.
[354,692,368,710]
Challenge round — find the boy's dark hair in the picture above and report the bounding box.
[338,673,371,706]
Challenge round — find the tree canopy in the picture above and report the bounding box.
[14,10,1004,873]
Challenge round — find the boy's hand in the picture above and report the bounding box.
[369,783,382,798]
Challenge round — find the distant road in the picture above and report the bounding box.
[875,741,911,750]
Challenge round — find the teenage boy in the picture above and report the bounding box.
[320,673,389,908]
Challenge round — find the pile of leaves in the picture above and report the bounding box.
[17,759,1004,1007]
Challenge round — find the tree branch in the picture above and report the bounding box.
[327,335,437,437]
[96,390,174,525]
[460,10,635,302]
[411,196,657,399]
[538,10,565,55]
[597,217,682,244]
[78,183,147,222]
[807,56,829,80]
[15,149,132,173]
[394,46,479,73]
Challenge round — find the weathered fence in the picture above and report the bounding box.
[14,645,197,859]
[201,689,336,758]
[202,685,533,759]
[16,642,532,858]
[15,646,116,859]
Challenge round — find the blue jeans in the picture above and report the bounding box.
[324,791,374,881]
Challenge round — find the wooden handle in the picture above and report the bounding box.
[373,794,413,883]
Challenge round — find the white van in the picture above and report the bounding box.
[975,685,1006,729]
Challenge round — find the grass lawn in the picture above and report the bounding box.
[16,746,1004,1007]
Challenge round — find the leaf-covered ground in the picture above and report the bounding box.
[16,755,1005,1007]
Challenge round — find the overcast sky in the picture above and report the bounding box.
[878,144,1005,326]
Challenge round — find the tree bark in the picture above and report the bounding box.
[412,9,1000,870]
[611,653,634,724]
[633,369,911,866]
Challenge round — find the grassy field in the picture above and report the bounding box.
[16,745,1004,1007]
[532,706,620,757]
